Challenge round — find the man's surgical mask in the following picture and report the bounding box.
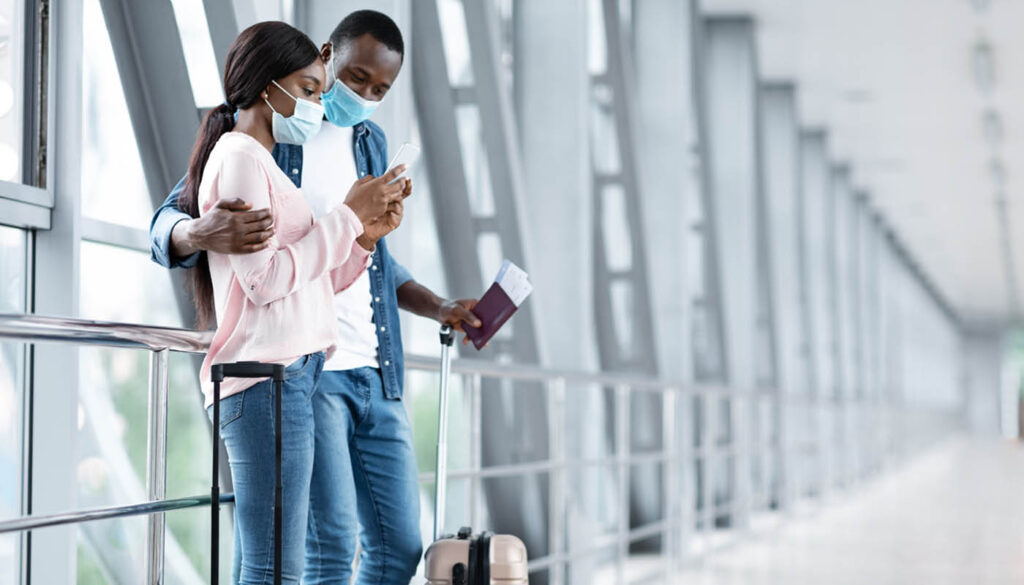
[321,44,380,127]
[264,80,325,145]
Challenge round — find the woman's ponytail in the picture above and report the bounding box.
[177,103,236,329]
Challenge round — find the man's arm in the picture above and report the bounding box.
[396,279,482,334]
[149,174,277,269]
[150,176,200,268]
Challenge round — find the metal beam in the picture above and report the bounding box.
[591,0,659,376]
[201,0,238,70]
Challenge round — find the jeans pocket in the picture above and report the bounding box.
[284,354,310,379]
[210,390,245,429]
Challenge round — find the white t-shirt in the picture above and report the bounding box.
[302,121,379,371]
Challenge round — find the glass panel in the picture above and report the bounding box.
[438,0,473,86]
[0,225,27,583]
[0,0,25,182]
[78,241,220,582]
[170,0,224,107]
[454,104,495,218]
[601,184,632,271]
[81,0,154,229]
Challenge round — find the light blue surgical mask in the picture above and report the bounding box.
[264,80,325,145]
[321,44,380,127]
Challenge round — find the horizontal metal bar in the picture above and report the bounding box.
[0,179,52,207]
[0,493,235,534]
[405,353,733,393]
[81,218,150,253]
[0,313,212,353]
[0,196,50,229]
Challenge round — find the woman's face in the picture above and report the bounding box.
[263,59,327,118]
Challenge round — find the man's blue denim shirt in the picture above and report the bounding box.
[149,120,412,399]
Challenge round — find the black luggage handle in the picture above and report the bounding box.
[212,361,286,380]
[211,360,285,585]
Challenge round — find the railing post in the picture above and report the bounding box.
[469,373,482,530]
[615,384,630,583]
[661,388,678,578]
[145,348,169,585]
[547,377,567,585]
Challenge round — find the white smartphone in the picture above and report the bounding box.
[385,142,421,185]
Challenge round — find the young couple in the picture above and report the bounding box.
[148,11,481,585]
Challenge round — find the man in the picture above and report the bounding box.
[149,11,481,585]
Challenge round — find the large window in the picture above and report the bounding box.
[80,0,151,229]
[0,0,25,183]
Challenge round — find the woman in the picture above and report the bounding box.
[177,21,406,584]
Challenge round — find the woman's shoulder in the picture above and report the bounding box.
[210,132,274,167]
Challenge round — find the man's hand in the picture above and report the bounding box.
[172,198,274,258]
[356,177,412,250]
[438,298,482,345]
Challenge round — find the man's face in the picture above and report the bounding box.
[321,33,403,102]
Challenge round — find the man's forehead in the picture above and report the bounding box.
[334,33,401,63]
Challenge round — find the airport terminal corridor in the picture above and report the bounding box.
[3,0,1024,583]
[678,438,1024,585]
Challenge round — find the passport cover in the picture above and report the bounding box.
[463,282,518,350]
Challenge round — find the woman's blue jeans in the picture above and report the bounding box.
[208,352,324,585]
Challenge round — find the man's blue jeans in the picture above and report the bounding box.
[209,352,324,585]
[302,367,423,585]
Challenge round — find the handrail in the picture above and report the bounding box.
[0,312,946,583]
[0,493,235,534]
[0,313,213,353]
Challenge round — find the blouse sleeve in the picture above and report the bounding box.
[206,149,371,307]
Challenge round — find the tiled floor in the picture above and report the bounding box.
[677,437,1024,585]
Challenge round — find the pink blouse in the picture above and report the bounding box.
[197,132,371,406]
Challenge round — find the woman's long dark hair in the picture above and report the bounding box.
[178,21,321,328]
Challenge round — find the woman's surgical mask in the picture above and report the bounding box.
[264,80,325,145]
[321,44,380,127]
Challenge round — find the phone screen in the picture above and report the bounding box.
[386,143,421,185]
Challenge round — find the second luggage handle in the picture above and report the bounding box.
[433,325,455,541]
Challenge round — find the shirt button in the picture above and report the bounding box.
[380,326,386,332]
[291,168,298,175]
[371,265,377,271]
[374,296,381,302]
[384,360,390,366]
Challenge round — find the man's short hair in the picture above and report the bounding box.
[330,10,404,59]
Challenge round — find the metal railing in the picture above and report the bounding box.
[0,313,960,585]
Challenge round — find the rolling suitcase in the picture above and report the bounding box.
[210,361,286,585]
[423,326,529,585]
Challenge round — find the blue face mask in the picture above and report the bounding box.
[321,44,381,127]
[264,80,325,145]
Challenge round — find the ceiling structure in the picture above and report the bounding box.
[702,0,1024,328]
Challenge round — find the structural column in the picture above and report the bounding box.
[702,16,775,528]
[759,83,803,508]
[798,129,832,496]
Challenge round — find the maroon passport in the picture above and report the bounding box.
[463,282,519,350]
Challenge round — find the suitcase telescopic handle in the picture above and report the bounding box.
[210,361,286,585]
[434,325,455,541]
[212,361,286,381]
